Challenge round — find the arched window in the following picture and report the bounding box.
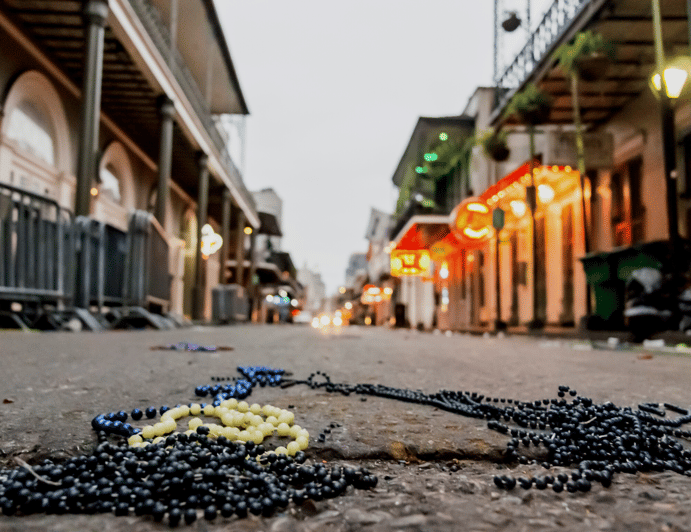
[98,141,133,209]
[99,163,121,204]
[1,70,70,173]
[6,100,55,165]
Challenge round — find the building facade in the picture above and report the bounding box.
[0,0,258,328]
[388,0,691,334]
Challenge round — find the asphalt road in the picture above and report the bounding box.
[0,324,690,531]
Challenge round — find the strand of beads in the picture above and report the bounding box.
[127,400,309,457]
[194,366,285,404]
[93,366,287,440]
[291,372,691,495]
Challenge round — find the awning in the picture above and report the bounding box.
[480,160,537,203]
[391,214,452,250]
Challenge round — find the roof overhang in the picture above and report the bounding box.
[148,0,248,115]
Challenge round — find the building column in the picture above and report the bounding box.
[248,230,257,321]
[219,188,232,284]
[75,0,108,217]
[192,153,209,320]
[154,96,175,226]
[234,210,245,287]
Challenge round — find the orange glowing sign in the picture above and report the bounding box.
[361,284,383,304]
[451,197,493,248]
[429,240,455,262]
[390,250,432,277]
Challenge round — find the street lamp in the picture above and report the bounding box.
[649,0,690,267]
[650,56,691,99]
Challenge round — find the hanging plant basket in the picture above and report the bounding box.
[485,136,510,162]
[502,12,521,32]
[503,84,553,126]
[518,102,551,125]
[553,31,616,81]
[575,52,611,82]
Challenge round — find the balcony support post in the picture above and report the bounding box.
[154,96,175,227]
[75,0,108,217]
[192,153,209,321]
[235,210,245,288]
[219,188,231,284]
[248,229,257,322]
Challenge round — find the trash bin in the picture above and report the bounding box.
[580,240,682,330]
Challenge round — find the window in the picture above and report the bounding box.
[6,101,55,165]
[99,164,121,203]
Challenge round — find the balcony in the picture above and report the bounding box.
[492,0,689,128]
[127,0,256,211]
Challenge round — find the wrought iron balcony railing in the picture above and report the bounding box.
[494,0,591,112]
[127,0,256,212]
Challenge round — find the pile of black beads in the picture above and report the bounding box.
[0,430,376,525]
[289,373,691,494]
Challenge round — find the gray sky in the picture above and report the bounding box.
[216,1,543,295]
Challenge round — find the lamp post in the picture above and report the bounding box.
[650,0,687,267]
[526,126,543,330]
[493,208,507,331]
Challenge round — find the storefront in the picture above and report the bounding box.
[480,161,588,327]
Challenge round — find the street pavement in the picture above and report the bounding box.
[0,324,690,531]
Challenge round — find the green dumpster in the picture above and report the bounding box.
[580,241,671,330]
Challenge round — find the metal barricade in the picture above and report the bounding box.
[74,217,128,312]
[123,210,171,310]
[0,182,74,309]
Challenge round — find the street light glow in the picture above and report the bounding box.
[537,184,555,203]
[652,68,689,98]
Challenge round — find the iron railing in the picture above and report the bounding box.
[0,182,74,304]
[494,0,590,111]
[127,0,257,213]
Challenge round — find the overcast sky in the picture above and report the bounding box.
[216,1,547,295]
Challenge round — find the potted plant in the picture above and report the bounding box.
[478,129,510,162]
[553,30,615,82]
[503,83,552,125]
[502,11,521,32]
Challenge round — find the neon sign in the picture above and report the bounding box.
[390,250,432,277]
[451,197,493,248]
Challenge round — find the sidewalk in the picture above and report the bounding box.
[422,323,691,348]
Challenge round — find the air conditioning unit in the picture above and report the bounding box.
[212,284,248,323]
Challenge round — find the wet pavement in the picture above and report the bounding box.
[0,324,690,531]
